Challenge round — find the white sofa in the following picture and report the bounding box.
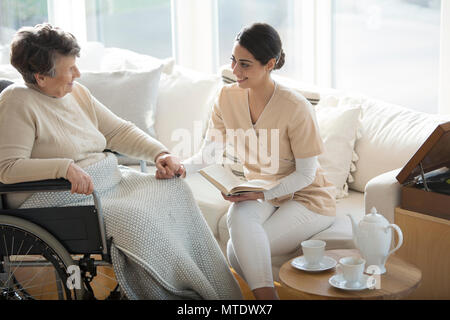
[1,42,449,281]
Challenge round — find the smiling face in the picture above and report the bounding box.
[35,53,81,98]
[231,42,275,90]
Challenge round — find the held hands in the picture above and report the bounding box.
[66,153,185,193]
[221,192,264,202]
[155,152,186,179]
[66,163,94,195]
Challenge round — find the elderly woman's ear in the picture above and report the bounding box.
[34,73,47,87]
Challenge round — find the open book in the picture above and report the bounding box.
[199,164,279,196]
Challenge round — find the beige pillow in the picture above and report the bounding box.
[316,96,362,198]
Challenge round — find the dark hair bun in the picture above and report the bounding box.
[236,23,285,72]
[274,49,285,70]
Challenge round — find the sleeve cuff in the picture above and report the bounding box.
[263,189,275,201]
[59,159,74,179]
[153,149,170,163]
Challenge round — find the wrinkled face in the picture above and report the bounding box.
[35,54,80,98]
[231,42,274,89]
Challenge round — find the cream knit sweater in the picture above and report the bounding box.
[0,81,168,184]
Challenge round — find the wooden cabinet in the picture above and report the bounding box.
[395,121,450,221]
[394,207,450,299]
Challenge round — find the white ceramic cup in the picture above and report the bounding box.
[336,256,366,288]
[301,240,326,268]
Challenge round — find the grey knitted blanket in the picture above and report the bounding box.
[20,153,242,300]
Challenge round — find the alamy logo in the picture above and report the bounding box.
[170,122,281,173]
[66,265,81,290]
[366,265,381,289]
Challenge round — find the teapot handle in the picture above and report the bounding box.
[387,224,403,257]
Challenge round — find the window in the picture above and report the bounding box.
[332,0,441,113]
[85,0,172,58]
[0,0,48,45]
[217,0,301,80]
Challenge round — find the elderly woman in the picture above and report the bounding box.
[0,23,242,300]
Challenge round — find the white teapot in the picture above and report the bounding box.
[348,207,403,274]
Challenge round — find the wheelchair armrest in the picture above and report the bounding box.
[0,179,71,194]
[105,150,149,173]
[0,178,110,257]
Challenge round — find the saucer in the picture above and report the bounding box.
[328,274,370,291]
[291,256,337,272]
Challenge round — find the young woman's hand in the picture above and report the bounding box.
[155,153,186,179]
[221,192,264,202]
[66,163,94,195]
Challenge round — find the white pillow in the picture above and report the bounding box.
[154,66,222,159]
[77,41,106,71]
[100,47,174,75]
[316,97,362,198]
[0,64,22,80]
[78,66,163,139]
[350,97,450,192]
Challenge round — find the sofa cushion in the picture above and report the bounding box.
[310,216,355,249]
[334,189,365,220]
[78,67,163,139]
[154,66,222,159]
[315,98,361,198]
[350,98,450,192]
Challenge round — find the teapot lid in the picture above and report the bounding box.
[363,207,386,223]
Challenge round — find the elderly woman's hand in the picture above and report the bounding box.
[155,153,186,179]
[66,163,94,195]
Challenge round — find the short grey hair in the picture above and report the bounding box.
[10,23,80,84]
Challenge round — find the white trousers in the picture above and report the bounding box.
[226,199,335,290]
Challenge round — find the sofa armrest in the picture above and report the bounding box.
[364,168,402,223]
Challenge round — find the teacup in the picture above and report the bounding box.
[336,256,366,288]
[301,240,326,268]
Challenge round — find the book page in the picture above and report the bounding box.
[199,164,242,194]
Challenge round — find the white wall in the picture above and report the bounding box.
[439,0,450,115]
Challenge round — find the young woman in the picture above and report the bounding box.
[184,23,336,300]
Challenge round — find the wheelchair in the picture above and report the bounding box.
[0,79,149,300]
[0,178,120,300]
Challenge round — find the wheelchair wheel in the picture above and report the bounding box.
[0,215,85,300]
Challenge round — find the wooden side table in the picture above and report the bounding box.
[279,249,421,300]
[395,207,450,299]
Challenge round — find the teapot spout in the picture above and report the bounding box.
[347,214,358,248]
